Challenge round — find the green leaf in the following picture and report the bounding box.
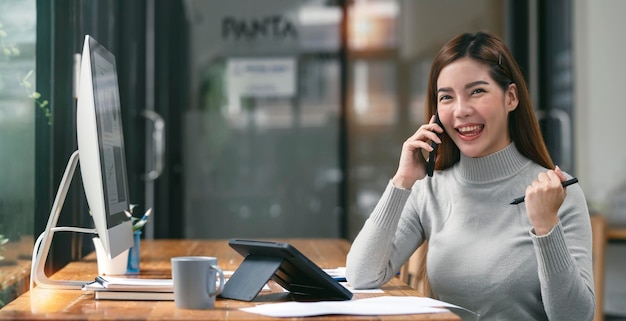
[132,220,148,232]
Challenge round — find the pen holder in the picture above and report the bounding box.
[126,230,141,274]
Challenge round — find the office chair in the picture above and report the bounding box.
[591,214,607,321]
[400,241,431,298]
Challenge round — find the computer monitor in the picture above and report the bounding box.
[31,35,133,289]
[76,35,133,260]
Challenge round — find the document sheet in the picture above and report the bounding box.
[240,296,464,317]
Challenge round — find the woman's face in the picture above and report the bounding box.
[436,57,518,158]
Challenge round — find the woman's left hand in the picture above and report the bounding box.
[525,166,568,235]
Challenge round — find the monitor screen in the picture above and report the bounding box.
[77,35,133,259]
[91,45,129,226]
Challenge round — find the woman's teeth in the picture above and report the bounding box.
[457,125,484,136]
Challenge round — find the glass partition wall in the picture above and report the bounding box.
[175,0,506,239]
[181,1,344,238]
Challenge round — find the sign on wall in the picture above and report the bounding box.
[227,58,296,98]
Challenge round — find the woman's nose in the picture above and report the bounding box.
[452,97,473,118]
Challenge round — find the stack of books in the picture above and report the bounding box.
[82,276,174,301]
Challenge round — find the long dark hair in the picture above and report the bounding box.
[425,32,554,170]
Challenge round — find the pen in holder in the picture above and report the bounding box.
[125,206,152,274]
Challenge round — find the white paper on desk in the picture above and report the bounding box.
[322,268,385,293]
[323,267,346,278]
[339,282,384,293]
[240,296,457,317]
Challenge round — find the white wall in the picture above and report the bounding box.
[574,0,626,224]
[575,1,626,315]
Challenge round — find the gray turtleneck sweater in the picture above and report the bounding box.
[345,144,595,321]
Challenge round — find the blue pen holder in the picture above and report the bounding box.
[127,230,141,274]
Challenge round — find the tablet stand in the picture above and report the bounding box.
[220,255,284,301]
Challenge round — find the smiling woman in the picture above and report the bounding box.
[0,0,37,308]
[346,32,595,321]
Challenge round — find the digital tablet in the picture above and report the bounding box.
[220,239,353,302]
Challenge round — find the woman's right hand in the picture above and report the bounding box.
[391,115,444,189]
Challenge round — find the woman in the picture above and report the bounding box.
[345,32,594,320]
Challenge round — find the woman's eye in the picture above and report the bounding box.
[471,88,486,95]
[438,95,452,102]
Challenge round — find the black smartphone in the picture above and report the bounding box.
[426,113,443,177]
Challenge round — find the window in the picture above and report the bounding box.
[0,0,37,307]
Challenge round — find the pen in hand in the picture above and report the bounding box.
[510,178,578,205]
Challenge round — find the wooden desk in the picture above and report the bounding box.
[0,239,460,320]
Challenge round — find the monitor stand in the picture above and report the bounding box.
[30,151,94,290]
[220,255,284,301]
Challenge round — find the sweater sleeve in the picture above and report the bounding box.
[530,184,595,321]
[345,180,425,289]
